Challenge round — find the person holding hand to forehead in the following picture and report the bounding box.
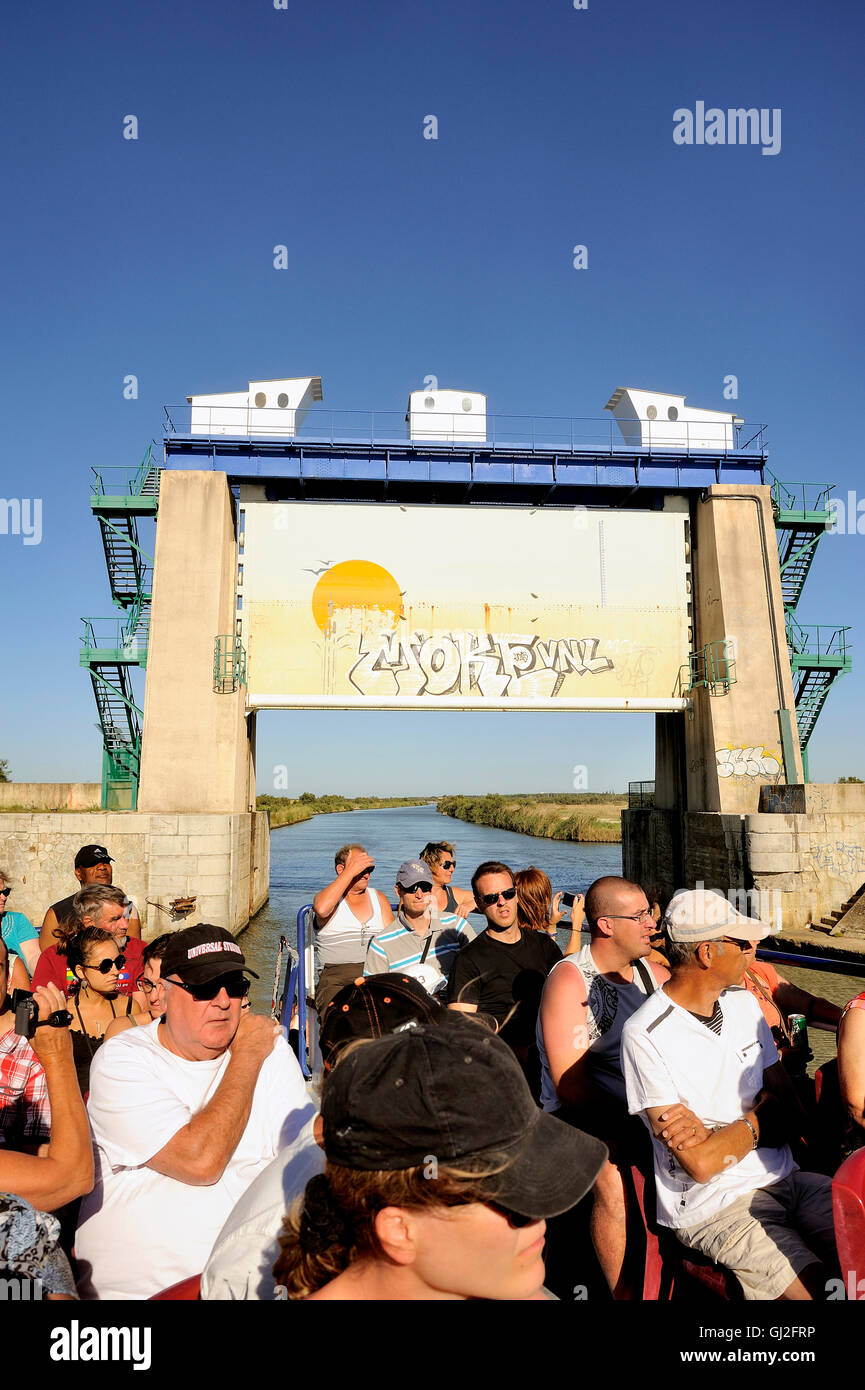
[311,844,394,1013]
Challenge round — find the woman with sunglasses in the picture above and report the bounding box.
[274,1020,607,1300]
[0,868,41,981]
[63,927,146,1095]
[419,842,476,918]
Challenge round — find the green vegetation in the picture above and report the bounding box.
[0,760,9,783]
[258,793,432,829]
[437,792,626,843]
[838,776,863,784]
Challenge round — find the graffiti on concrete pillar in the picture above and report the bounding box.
[716,745,783,782]
[813,842,865,875]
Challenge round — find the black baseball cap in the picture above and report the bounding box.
[319,972,444,1068]
[320,1021,608,1220]
[74,845,114,869]
[161,925,259,986]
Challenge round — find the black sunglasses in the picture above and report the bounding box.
[167,974,250,1002]
[479,887,517,908]
[486,1200,537,1229]
[439,860,456,870]
[84,954,126,975]
[0,888,11,898]
[401,882,433,894]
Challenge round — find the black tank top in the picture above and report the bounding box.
[443,885,459,914]
[71,995,132,1096]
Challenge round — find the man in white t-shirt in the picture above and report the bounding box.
[621,888,838,1301]
[75,925,314,1300]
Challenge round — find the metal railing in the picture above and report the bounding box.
[163,404,767,456]
[91,444,161,499]
[680,640,737,695]
[628,781,655,808]
[213,634,247,692]
[80,617,149,663]
[785,617,851,661]
[768,473,833,517]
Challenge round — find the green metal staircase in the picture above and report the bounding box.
[769,475,851,779]
[81,446,160,809]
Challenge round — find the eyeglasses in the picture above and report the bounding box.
[603,909,655,924]
[717,936,748,951]
[479,887,517,908]
[136,975,160,994]
[486,1200,537,1229]
[84,954,126,975]
[401,882,433,895]
[166,975,250,1002]
[0,888,11,898]
[439,860,456,871]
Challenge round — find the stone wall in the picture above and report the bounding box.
[0,784,101,811]
[622,783,865,933]
[0,811,269,938]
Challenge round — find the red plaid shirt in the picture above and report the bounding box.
[0,1027,51,1145]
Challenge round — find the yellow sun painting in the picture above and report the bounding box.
[310,560,402,633]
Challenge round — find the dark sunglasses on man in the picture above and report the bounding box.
[166,973,250,1002]
[479,887,517,907]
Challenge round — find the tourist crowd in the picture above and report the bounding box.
[1,836,864,1301]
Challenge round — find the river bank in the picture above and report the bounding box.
[437,793,626,843]
[260,794,432,829]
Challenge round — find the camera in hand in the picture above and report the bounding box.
[561,891,576,909]
[12,989,72,1039]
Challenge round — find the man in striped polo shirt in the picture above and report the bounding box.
[364,860,475,998]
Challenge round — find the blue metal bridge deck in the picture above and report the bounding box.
[161,407,767,505]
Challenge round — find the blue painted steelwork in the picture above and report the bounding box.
[279,905,314,1079]
[162,404,767,503]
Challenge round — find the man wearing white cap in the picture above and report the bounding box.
[621,887,838,1301]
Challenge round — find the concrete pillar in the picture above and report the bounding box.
[138,473,252,814]
[679,483,803,816]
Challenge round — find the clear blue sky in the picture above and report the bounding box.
[1,0,863,795]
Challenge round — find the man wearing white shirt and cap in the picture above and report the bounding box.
[621,887,838,1301]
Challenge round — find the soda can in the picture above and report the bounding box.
[788,1014,809,1050]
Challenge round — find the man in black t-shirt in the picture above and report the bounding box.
[39,844,142,951]
[448,860,561,1098]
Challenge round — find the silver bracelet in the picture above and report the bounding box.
[740,1116,759,1149]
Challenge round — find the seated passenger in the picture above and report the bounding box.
[0,982,93,1212]
[75,925,313,1300]
[104,934,171,1042]
[201,972,443,1301]
[273,1020,608,1300]
[32,885,145,1000]
[837,988,865,1154]
[0,937,51,1150]
[64,928,147,1095]
[364,860,474,996]
[622,888,839,1301]
[0,1193,77,1300]
[515,866,582,956]
[448,861,561,1098]
[0,869,40,979]
[311,844,394,1014]
[742,950,841,1067]
[40,844,142,952]
[536,875,668,1298]
[419,841,476,917]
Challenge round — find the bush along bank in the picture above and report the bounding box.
[436,793,625,843]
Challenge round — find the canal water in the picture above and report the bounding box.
[242,802,865,1074]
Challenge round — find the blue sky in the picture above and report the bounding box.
[1,0,863,795]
